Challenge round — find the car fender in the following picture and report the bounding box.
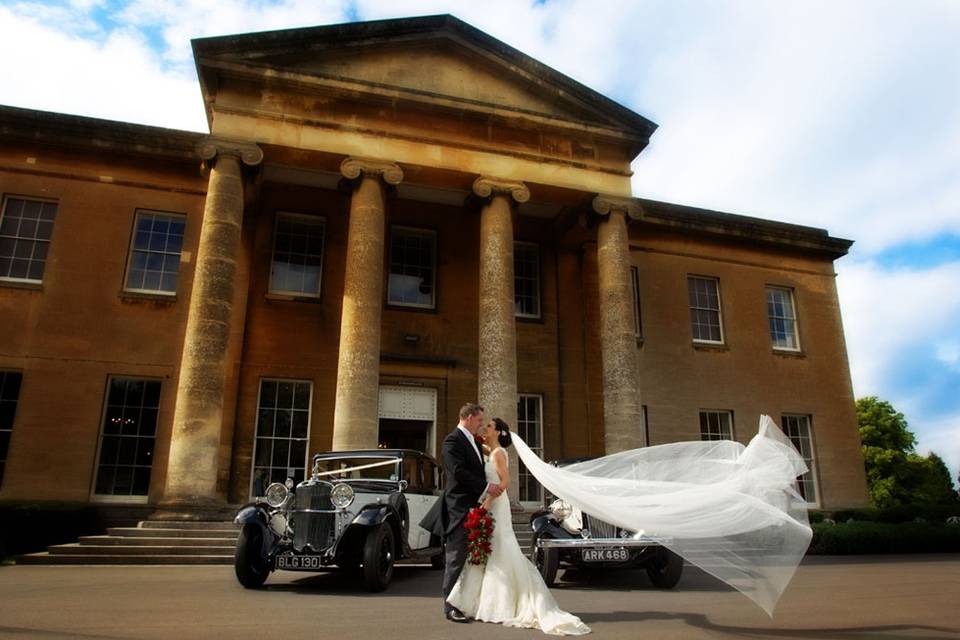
[351,504,395,527]
[234,504,274,558]
[531,513,575,541]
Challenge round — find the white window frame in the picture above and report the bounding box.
[514,241,541,319]
[781,414,819,506]
[123,210,186,296]
[517,393,544,506]
[90,376,162,504]
[0,370,23,489]
[699,409,734,441]
[250,378,313,499]
[766,286,801,352]
[0,195,58,284]
[631,265,642,338]
[688,275,725,344]
[387,226,437,309]
[269,212,326,298]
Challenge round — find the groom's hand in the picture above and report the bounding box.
[487,483,503,497]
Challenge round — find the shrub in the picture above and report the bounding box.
[808,521,960,554]
[0,502,103,558]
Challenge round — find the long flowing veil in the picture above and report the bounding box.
[512,415,812,616]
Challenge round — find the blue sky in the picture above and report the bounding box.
[1,0,957,485]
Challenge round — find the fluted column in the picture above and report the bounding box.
[474,176,529,499]
[592,195,645,453]
[331,158,403,450]
[158,138,262,517]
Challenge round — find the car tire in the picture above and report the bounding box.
[234,524,270,589]
[362,524,395,592]
[531,535,559,587]
[646,547,683,589]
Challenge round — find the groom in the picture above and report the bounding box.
[428,402,503,623]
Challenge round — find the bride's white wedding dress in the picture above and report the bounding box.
[447,449,590,635]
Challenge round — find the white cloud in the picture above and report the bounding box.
[915,413,960,489]
[0,6,207,130]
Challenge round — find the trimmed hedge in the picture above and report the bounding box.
[808,521,960,554]
[0,502,103,559]
[827,504,960,524]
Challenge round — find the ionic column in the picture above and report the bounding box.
[474,177,529,499]
[592,195,645,453]
[158,138,262,517]
[331,158,403,450]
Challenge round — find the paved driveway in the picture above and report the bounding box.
[0,555,957,639]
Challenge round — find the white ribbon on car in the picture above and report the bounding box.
[313,458,398,478]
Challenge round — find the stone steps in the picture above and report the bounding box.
[18,520,238,565]
[18,510,538,565]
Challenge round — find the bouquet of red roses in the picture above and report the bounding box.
[465,506,495,565]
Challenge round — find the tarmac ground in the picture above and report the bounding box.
[0,554,958,640]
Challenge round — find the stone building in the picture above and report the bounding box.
[0,15,868,518]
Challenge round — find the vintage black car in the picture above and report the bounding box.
[529,458,683,589]
[234,449,444,592]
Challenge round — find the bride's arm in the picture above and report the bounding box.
[481,449,509,511]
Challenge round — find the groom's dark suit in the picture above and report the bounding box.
[433,426,488,614]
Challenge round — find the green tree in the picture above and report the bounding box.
[856,397,958,508]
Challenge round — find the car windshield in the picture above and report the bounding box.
[313,456,400,482]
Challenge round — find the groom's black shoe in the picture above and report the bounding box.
[445,609,471,624]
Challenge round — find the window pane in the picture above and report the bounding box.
[94,377,158,496]
[270,214,325,296]
[516,394,543,502]
[767,287,800,350]
[514,243,540,318]
[251,379,312,498]
[124,211,184,293]
[388,228,435,307]
[781,414,817,503]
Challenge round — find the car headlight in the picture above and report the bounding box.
[549,499,572,520]
[331,483,355,509]
[264,482,289,508]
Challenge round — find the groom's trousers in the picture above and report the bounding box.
[441,524,468,613]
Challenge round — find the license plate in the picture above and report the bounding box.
[582,548,628,562]
[276,555,323,570]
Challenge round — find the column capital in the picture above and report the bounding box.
[472,176,531,204]
[196,137,263,166]
[340,157,404,185]
[592,195,643,221]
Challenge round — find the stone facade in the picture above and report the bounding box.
[0,15,868,513]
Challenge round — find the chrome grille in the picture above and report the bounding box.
[293,481,335,552]
[583,514,629,539]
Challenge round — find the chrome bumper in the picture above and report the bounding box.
[536,536,668,549]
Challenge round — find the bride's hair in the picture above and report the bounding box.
[493,418,512,447]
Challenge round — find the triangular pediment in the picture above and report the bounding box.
[193,15,656,141]
[254,40,599,124]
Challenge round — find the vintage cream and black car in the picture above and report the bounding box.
[234,449,444,591]
[529,459,683,589]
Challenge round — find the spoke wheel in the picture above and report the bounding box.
[646,547,683,589]
[234,524,270,589]
[362,524,395,592]
[531,535,558,586]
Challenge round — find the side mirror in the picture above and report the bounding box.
[398,480,409,492]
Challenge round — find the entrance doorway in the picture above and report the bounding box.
[378,385,437,456]
[378,418,429,451]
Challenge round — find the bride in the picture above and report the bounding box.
[446,418,591,635]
